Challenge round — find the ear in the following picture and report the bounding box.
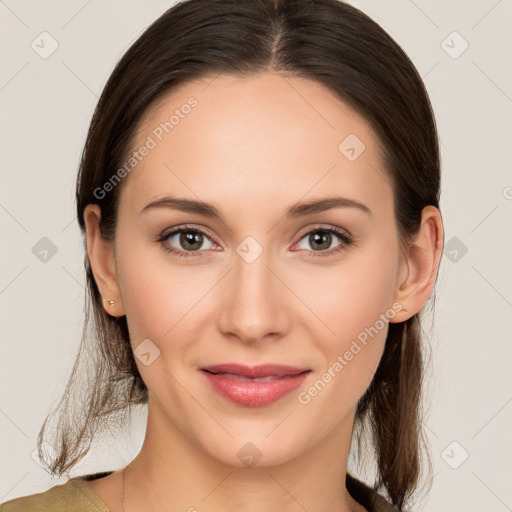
[390,205,444,323]
[83,204,125,317]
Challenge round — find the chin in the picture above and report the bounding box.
[195,430,309,470]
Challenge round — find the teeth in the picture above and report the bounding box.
[215,372,290,382]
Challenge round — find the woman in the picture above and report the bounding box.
[0,0,444,511]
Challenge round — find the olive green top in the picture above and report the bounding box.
[0,471,398,511]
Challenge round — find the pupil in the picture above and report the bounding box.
[181,231,202,250]
[311,231,331,250]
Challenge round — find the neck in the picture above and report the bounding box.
[119,399,364,512]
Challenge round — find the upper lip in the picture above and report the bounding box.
[201,364,310,378]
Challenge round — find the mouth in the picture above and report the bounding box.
[200,364,311,407]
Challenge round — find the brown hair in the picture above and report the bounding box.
[37,0,441,509]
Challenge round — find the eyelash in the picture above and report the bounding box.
[157,224,353,259]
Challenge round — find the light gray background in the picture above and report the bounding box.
[1,1,511,510]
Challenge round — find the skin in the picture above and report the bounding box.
[83,71,444,512]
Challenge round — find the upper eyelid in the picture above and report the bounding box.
[161,224,217,243]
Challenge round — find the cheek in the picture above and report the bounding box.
[302,242,398,341]
[297,242,399,404]
[115,234,214,360]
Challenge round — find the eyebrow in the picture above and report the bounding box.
[286,196,372,218]
[140,195,372,220]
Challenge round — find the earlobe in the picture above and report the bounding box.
[390,205,444,323]
[83,204,125,317]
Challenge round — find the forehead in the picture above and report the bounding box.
[121,71,392,219]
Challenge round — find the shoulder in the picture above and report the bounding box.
[346,473,399,512]
[0,476,111,512]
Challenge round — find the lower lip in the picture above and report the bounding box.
[201,370,309,407]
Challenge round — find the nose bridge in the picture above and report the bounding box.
[218,238,289,342]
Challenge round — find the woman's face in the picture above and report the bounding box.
[110,71,408,467]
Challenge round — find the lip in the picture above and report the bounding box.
[200,364,311,407]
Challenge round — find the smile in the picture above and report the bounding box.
[200,364,311,407]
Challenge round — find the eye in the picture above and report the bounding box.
[158,225,217,258]
[157,224,353,259]
[294,226,353,258]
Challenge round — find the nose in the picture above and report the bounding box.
[217,244,291,345]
